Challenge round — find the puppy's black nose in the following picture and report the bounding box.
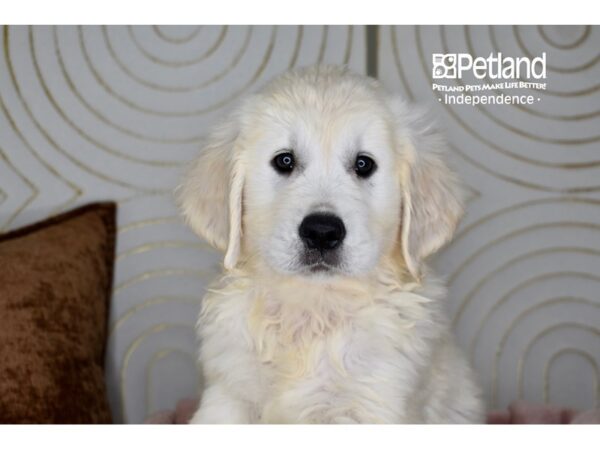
[299,213,346,251]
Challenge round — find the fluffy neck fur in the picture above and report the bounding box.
[204,256,446,381]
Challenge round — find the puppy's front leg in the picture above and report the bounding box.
[189,384,251,424]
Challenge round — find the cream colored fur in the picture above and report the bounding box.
[177,65,484,424]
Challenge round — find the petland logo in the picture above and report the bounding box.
[432,53,547,80]
[431,52,548,105]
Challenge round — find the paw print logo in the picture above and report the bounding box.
[432,54,457,79]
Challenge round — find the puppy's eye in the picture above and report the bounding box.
[272,152,295,174]
[355,155,376,178]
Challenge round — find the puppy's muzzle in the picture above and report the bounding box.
[299,213,346,251]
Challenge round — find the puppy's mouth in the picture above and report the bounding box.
[300,249,342,274]
[307,262,336,273]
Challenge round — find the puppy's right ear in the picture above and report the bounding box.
[177,114,244,269]
[388,97,465,280]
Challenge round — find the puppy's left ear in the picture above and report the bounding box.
[177,114,244,270]
[389,98,465,279]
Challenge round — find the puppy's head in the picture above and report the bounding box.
[178,66,463,280]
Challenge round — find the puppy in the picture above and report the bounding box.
[178,65,484,423]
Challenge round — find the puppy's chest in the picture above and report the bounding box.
[246,294,409,383]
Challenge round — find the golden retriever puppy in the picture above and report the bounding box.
[178,65,484,423]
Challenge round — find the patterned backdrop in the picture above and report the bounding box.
[0,25,598,423]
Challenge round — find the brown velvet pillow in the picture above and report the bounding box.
[0,202,116,424]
